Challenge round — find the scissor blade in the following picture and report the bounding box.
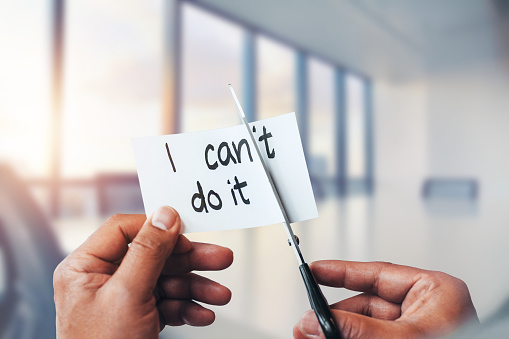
[228,84,305,265]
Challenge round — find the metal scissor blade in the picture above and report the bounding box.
[228,84,305,265]
[229,84,344,339]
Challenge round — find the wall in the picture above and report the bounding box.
[427,56,509,199]
[375,78,428,192]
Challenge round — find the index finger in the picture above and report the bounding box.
[310,260,432,304]
[76,214,146,265]
[162,242,234,275]
[72,214,191,270]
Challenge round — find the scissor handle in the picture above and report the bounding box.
[299,263,343,339]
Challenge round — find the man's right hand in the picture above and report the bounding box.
[293,261,478,339]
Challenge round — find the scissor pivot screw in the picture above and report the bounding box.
[288,235,300,246]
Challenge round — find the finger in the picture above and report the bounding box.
[158,273,231,306]
[293,309,415,339]
[73,214,147,269]
[162,242,234,275]
[172,235,193,254]
[310,260,432,304]
[330,293,401,320]
[111,206,181,298]
[158,299,215,327]
[70,231,189,277]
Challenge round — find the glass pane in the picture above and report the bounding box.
[346,74,366,178]
[181,3,243,132]
[0,1,51,178]
[309,59,335,177]
[257,36,294,120]
[63,0,164,178]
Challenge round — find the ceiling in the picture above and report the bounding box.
[190,0,507,81]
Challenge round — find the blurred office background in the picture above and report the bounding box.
[1,0,509,338]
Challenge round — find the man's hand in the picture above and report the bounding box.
[54,206,233,339]
[294,261,478,339]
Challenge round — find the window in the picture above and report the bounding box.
[63,0,164,178]
[257,36,295,120]
[346,74,366,179]
[0,1,52,179]
[180,3,243,132]
[178,2,373,195]
[309,58,336,178]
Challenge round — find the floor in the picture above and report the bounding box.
[53,181,509,339]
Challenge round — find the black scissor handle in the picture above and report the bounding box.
[299,263,343,339]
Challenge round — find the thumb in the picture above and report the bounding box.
[112,206,182,298]
[294,309,409,339]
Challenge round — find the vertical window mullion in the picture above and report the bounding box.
[364,78,374,194]
[243,30,257,122]
[296,50,308,158]
[334,68,347,195]
[50,0,65,218]
[163,0,182,134]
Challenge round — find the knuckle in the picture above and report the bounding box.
[418,271,439,285]
[419,271,437,281]
[53,260,79,306]
[445,274,469,292]
[53,260,70,291]
[427,270,463,288]
[371,261,392,294]
[105,213,124,225]
[453,276,469,290]
[373,261,394,275]
[130,235,166,257]
[340,315,361,339]
[415,271,444,293]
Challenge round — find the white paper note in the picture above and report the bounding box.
[132,112,318,233]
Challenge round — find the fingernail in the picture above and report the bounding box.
[151,206,178,231]
[299,310,321,337]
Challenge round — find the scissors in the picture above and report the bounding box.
[229,84,343,339]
